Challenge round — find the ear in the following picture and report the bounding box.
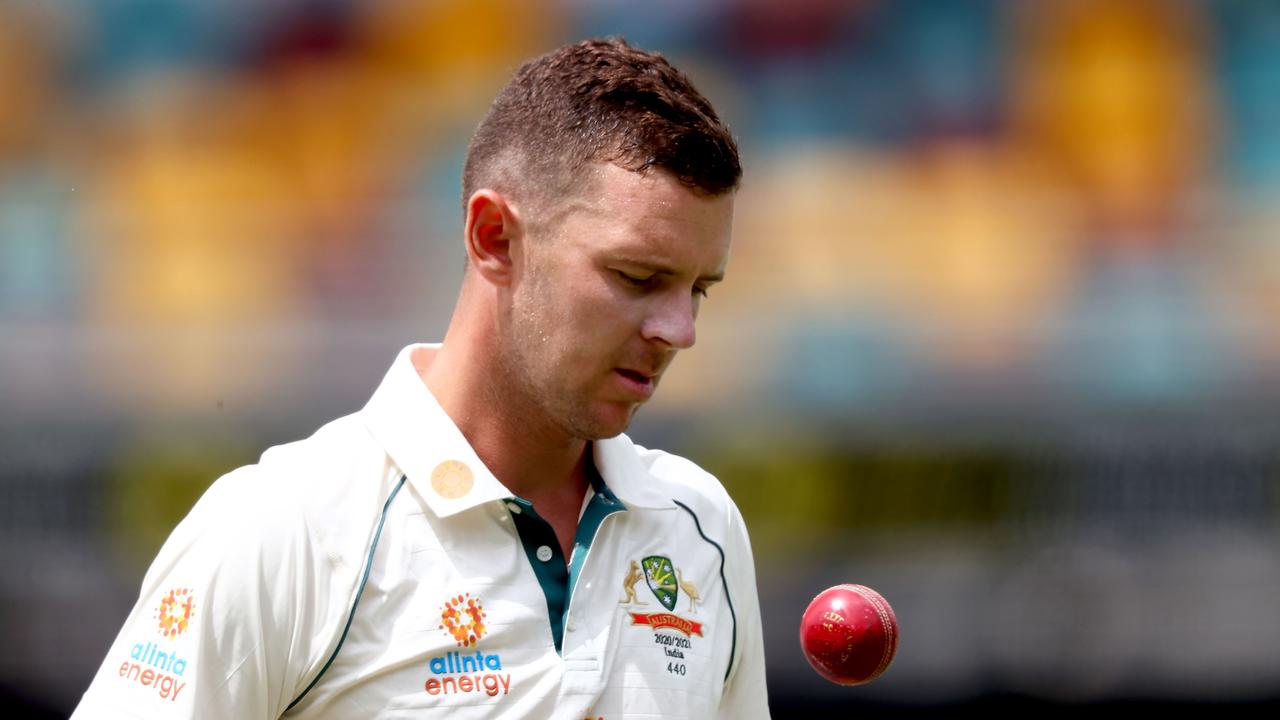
[463,189,522,286]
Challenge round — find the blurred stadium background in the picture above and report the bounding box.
[3,0,1280,716]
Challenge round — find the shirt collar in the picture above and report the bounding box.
[593,433,672,510]
[361,344,512,517]
[362,343,670,517]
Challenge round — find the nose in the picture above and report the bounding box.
[641,290,697,350]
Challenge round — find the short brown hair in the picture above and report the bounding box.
[462,37,740,218]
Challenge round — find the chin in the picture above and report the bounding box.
[568,403,638,441]
[573,419,631,442]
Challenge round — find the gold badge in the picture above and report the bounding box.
[620,559,648,606]
[431,460,474,499]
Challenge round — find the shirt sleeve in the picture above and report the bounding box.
[72,465,344,719]
[717,500,771,719]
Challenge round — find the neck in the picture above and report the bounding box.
[418,291,588,501]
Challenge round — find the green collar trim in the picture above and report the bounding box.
[507,474,626,653]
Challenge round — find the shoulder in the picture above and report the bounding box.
[76,411,403,718]
[630,442,744,532]
[172,411,396,574]
[634,444,728,499]
[255,411,387,500]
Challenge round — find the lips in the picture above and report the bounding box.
[617,368,652,383]
[614,368,657,399]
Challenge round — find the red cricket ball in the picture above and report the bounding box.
[799,583,899,685]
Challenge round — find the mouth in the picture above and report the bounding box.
[613,368,657,399]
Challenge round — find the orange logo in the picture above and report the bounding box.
[155,588,196,639]
[439,593,487,647]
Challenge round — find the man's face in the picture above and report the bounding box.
[501,162,734,441]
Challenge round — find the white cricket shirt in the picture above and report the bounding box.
[74,344,770,719]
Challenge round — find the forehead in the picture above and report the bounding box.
[552,163,734,271]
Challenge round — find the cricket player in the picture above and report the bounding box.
[74,37,768,719]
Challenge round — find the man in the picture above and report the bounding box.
[74,37,768,718]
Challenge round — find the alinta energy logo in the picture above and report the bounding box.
[156,587,196,639]
[439,592,486,647]
[114,587,195,703]
[425,592,511,698]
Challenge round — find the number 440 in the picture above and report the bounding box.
[667,662,686,676]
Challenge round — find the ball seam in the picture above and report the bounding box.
[839,583,896,682]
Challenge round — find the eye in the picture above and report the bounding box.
[616,269,655,288]
[693,284,710,299]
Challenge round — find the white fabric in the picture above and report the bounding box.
[73,343,770,719]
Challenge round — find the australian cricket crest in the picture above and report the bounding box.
[642,556,678,611]
[620,554,707,677]
[621,555,705,639]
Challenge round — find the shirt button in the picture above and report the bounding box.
[567,619,577,632]
[506,502,522,514]
[536,545,553,562]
